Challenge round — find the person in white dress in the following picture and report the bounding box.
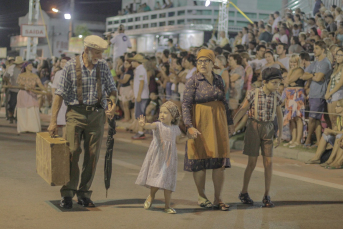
[51,57,70,138]
[135,101,187,214]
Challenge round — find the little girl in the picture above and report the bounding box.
[135,101,186,214]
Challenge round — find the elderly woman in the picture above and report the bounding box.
[282,55,306,148]
[16,62,46,133]
[182,49,234,211]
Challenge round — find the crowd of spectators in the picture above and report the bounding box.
[110,2,343,169]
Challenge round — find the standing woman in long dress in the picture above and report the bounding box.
[16,62,46,133]
[182,49,235,211]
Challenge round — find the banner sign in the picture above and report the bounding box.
[21,25,46,38]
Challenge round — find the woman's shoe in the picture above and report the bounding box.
[143,195,152,209]
[164,208,177,214]
[289,142,300,148]
[212,203,230,211]
[262,196,274,207]
[238,192,254,204]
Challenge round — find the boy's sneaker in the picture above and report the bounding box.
[132,133,146,140]
[238,192,254,204]
[262,195,274,207]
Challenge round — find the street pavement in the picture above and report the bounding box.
[1,114,343,229]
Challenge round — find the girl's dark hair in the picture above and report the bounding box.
[229,54,243,65]
[311,27,319,36]
[292,36,301,45]
[119,56,125,63]
[265,51,275,61]
[180,51,188,58]
[126,53,134,59]
[176,57,182,66]
[41,60,49,69]
[163,49,170,58]
[162,62,170,76]
[186,54,196,67]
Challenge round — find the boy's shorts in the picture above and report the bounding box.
[323,133,343,146]
[243,119,274,157]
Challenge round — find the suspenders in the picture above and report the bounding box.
[254,88,277,121]
[75,57,102,105]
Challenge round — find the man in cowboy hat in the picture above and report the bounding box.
[128,54,149,140]
[4,56,24,123]
[48,35,118,209]
[107,24,132,69]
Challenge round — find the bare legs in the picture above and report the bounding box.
[305,117,321,146]
[147,187,173,209]
[310,136,328,161]
[242,156,258,194]
[192,168,226,205]
[212,167,225,205]
[122,101,131,121]
[241,156,272,196]
[328,101,337,129]
[290,117,304,146]
[193,170,207,202]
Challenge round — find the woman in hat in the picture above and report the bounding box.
[182,49,235,211]
[16,62,46,133]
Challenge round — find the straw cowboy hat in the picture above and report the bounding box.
[127,54,148,63]
[13,56,24,64]
[84,35,108,51]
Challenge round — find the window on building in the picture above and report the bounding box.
[128,26,133,30]
[135,25,141,29]
[159,21,166,26]
[114,20,119,24]
[135,17,140,21]
[143,15,149,20]
[151,23,157,27]
[178,10,185,16]
[177,19,185,25]
[128,18,133,22]
[121,19,126,23]
[168,21,175,25]
[160,13,166,18]
[107,21,113,25]
[151,14,157,19]
[168,12,175,17]
[143,24,149,28]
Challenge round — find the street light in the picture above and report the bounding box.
[64,14,71,20]
[78,35,83,38]
[52,8,59,13]
[205,0,211,7]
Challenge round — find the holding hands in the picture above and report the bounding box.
[187,127,201,139]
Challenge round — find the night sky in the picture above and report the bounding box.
[0,0,122,49]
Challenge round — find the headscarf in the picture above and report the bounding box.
[21,61,32,73]
[196,49,220,69]
[160,101,181,125]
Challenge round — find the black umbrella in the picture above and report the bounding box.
[104,113,116,198]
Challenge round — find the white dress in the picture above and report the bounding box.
[135,122,181,192]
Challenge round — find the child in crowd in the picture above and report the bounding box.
[306,98,343,169]
[234,67,284,207]
[135,101,187,214]
[145,92,162,123]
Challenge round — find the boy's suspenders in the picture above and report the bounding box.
[254,88,277,121]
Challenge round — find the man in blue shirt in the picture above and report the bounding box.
[313,0,322,16]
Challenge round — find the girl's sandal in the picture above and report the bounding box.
[199,200,213,208]
[239,192,254,205]
[212,203,230,211]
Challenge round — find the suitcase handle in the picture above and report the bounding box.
[51,135,59,138]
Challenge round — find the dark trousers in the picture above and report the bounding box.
[60,106,105,198]
[8,91,18,115]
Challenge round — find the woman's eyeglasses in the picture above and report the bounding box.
[197,59,211,65]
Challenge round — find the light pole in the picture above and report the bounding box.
[51,0,74,40]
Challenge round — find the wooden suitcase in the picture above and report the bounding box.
[36,132,70,186]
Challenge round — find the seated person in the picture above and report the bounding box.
[306,99,343,168]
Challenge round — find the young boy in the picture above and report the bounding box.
[234,67,284,207]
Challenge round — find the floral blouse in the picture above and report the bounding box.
[182,71,233,128]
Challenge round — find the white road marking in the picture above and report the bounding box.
[115,138,343,190]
